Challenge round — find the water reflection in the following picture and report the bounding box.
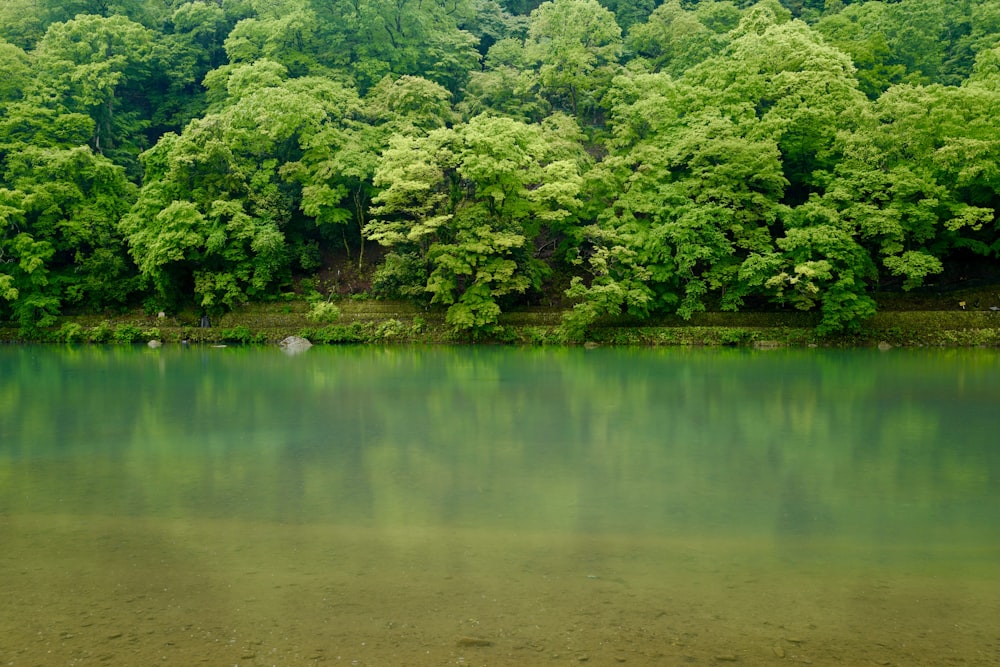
[2,346,998,543]
[1,345,998,664]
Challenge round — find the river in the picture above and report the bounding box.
[1,345,997,665]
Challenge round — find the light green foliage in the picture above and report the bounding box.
[185,0,486,93]
[740,200,877,335]
[567,9,913,335]
[1,20,144,329]
[306,300,341,323]
[0,272,17,301]
[882,251,944,291]
[626,0,730,76]
[572,80,787,326]
[0,145,138,328]
[368,113,587,332]
[820,83,1000,288]
[560,223,659,339]
[524,0,623,120]
[0,0,162,49]
[968,45,1000,87]
[225,6,326,76]
[362,76,456,132]
[686,15,867,195]
[0,0,47,49]
[283,75,456,265]
[0,40,31,102]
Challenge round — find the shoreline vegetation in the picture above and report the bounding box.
[4,285,1000,347]
[3,2,1000,343]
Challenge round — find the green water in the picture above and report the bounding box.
[1,345,997,666]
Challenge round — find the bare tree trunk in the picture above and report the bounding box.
[354,188,366,270]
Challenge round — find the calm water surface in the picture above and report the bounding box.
[1,345,998,666]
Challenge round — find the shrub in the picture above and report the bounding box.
[220,325,264,344]
[374,319,406,340]
[54,322,84,343]
[719,328,757,346]
[87,321,112,343]
[307,301,341,324]
[308,323,366,344]
[112,323,145,344]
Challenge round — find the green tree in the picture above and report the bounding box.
[366,113,587,332]
[0,146,138,329]
[686,10,867,199]
[301,0,483,92]
[0,0,48,49]
[29,14,159,175]
[224,3,328,77]
[567,79,787,331]
[150,2,235,132]
[739,200,878,335]
[120,67,356,310]
[626,0,730,76]
[524,0,623,122]
[813,3,907,99]
[0,0,165,48]
[600,0,657,32]
[819,83,1000,289]
[816,0,982,96]
[566,13,874,334]
[459,38,550,122]
[738,79,1000,334]
[282,75,456,269]
[0,39,31,103]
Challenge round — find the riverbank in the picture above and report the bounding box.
[3,288,1000,347]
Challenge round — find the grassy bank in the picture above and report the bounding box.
[3,290,1000,347]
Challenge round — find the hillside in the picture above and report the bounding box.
[2,0,999,339]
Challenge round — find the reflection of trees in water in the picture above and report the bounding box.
[1,347,997,545]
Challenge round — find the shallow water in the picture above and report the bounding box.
[1,345,998,666]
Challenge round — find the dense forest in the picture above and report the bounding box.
[1,0,998,336]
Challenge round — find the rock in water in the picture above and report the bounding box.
[279,336,313,354]
[455,637,492,647]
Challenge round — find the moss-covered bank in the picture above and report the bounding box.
[3,294,1000,348]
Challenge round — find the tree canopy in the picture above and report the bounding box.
[2,0,1000,335]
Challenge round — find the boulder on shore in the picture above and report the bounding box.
[279,335,313,354]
